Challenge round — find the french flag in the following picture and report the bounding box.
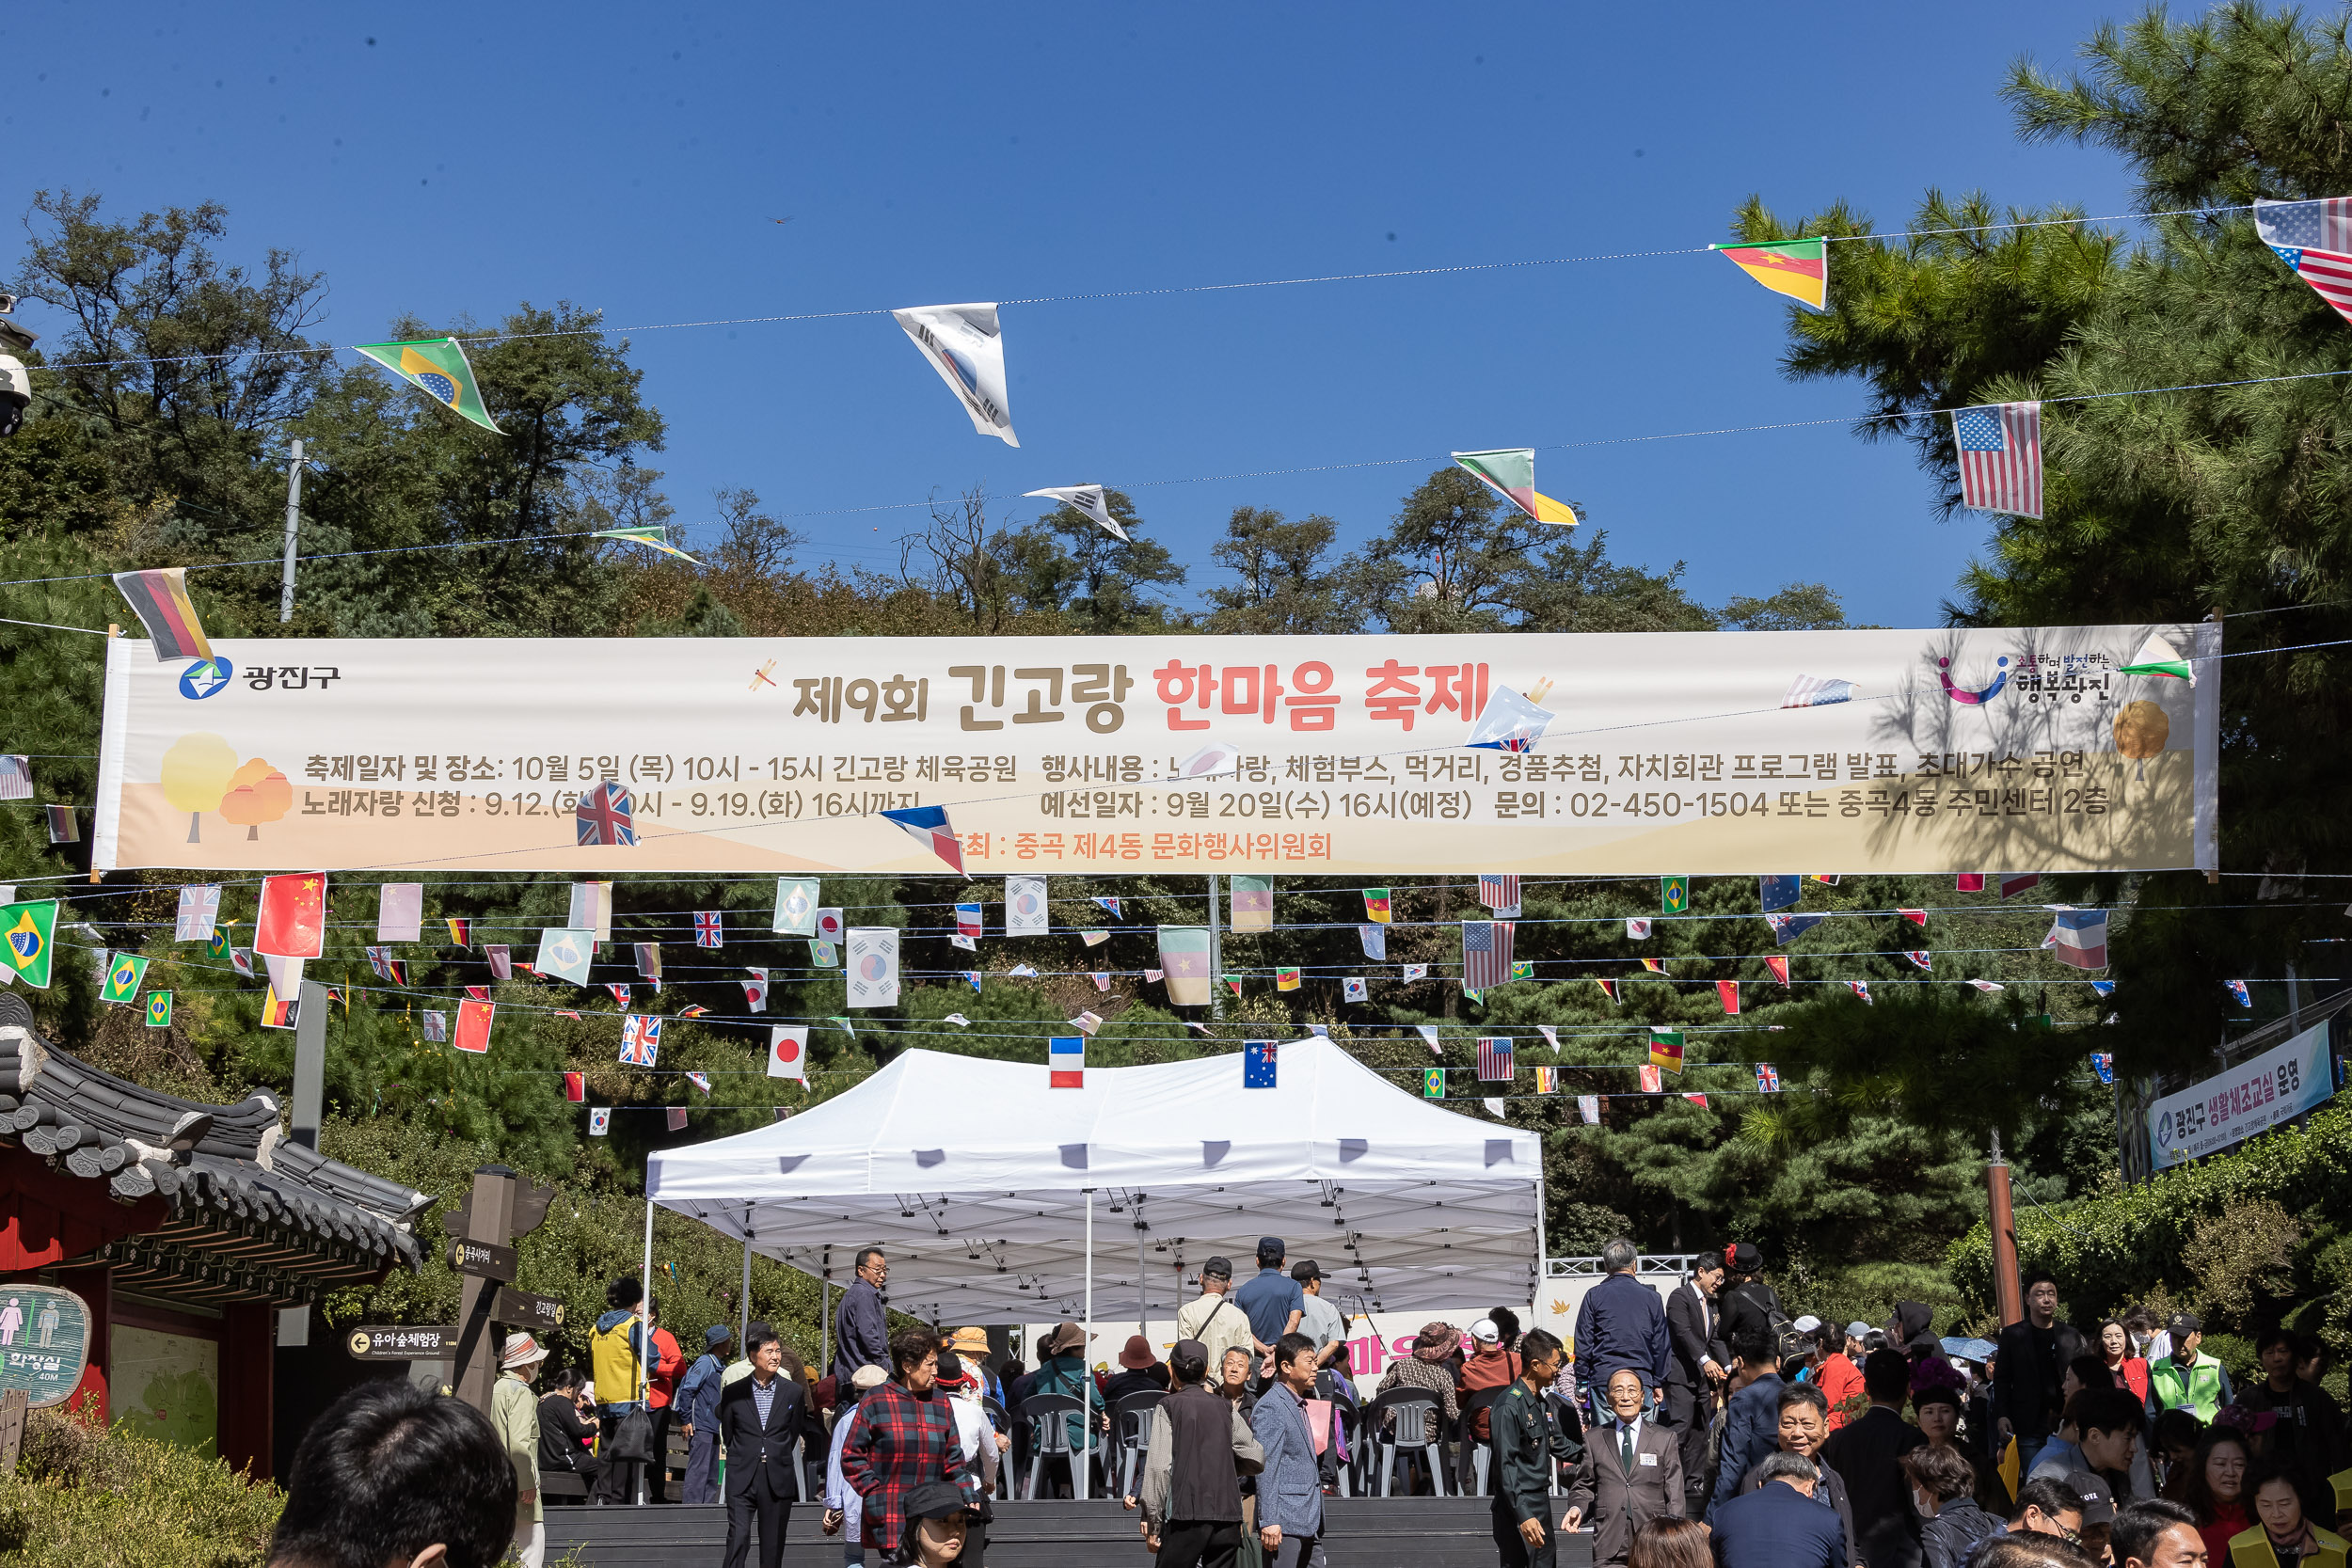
[2044,910,2108,971]
[1049,1034,1086,1088]
[881,804,964,874]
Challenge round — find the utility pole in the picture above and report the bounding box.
[278,438,308,623]
[1986,1131,2022,1325]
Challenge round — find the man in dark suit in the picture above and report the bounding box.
[1727,1383,1858,1568]
[718,1324,813,1568]
[1574,1237,1672,1416]
[1991,1271,2085,1478]
[1711,1452,1848,1568]
[1819,1350,1926,1568]
[1666,1256,1728,1508]
[1565,1368,1686,1566]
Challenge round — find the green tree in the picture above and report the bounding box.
[1202,506,1359,633]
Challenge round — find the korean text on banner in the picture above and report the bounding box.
[91,626,2220,874]
[2146,1021,2338,1171]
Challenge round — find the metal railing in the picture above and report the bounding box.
[1542,1253,1706,1278]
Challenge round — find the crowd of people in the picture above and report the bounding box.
[252,1235,2352,1568]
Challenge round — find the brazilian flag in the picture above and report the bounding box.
[1422,1067,1445,1100]
[1661,875,1690,914]
[102,952,149,1004]
[1,898,57,989]
[354,337,502,432]
[146,991,173,1028]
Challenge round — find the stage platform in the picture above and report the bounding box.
[547,1496,1592,1566]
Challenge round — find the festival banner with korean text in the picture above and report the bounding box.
[93,626,2219,874]
[2146,1021,2338,1172]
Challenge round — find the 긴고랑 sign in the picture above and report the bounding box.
[93,626,2218,875]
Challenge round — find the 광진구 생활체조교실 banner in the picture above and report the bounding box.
[90,626,2218,876]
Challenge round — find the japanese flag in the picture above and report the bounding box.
[769,1025,809,1084]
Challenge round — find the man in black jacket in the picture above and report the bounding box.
[1990,1272,2084,1477]
[1666,1256,1728,1508]
[1819,1351,1925,1568]
[719,1325,816,1568]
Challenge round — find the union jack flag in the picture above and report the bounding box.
[606,983,631,1006]
[575,780,638,847]
[1848,980,1873,1004]
[1463,920,1514,990]
[1756,1062,1780,1093]
[1952,402,2042,518]
[421,1010,447,1042]
[687,1070,712,1094]
[618,1012,662,1066]
[1904,950,1932,971]
[1478,874,1521,914]
[694,911,723,947]
[1476,1036,1515,1081]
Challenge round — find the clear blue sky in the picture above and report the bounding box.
[8,1,2140,625]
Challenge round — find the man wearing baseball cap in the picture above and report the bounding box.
[1177,1257,1258,1381]
[2147,1311,2233,1423]
[490,1332,551,1568]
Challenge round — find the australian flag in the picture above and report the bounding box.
[695,911,723,948]
[1765,911,1824,945]
[575,781,638,847]
[1463,920,1514,990]
[618,1012,662,1066]
[2090,1052,2116,1085]
[1476,1036,1515,1082]
[1244,1039,1278,1088]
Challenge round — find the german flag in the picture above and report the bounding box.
[1713,237,1828,311]
[262,985,298,1030]
[111,567,213,661]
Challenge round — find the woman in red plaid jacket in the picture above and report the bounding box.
[839,1329,978,1560]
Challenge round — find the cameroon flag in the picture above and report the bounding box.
[1453,449,1580,526]
[1,899,58,989]
[355,337,502,432]
[1649,1027,1686,1073]
[1713,237,1828,311]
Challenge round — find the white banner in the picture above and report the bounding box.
[2147,1021,2338,1170]
[93,626,2219,874]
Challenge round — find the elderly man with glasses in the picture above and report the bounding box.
[831,1246,891,1394]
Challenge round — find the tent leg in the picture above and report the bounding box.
[1081,1187,1094,1502]
[1138,1220,1148,1336]
[820,1280,831,1377]
[638,1192,654,1505]
[739,1233,752,1350]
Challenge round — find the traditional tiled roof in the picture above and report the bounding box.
[0,991,432,1305]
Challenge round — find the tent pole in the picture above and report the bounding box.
[1138,1217,1149,1336]
[1082,1187,1095,1502]
[1534,1168,1550,1318]
[739,1232,752,1350]
[820,1279,831,1376]
[1206,877,1225,1021]
[639,1190,654,1505]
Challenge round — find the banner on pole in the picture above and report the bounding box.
[93,626,2220,874]
[2147,1021,2337,1171]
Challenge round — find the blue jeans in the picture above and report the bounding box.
[2016,1435,2047,1480]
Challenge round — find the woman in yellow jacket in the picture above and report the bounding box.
[2231,1463,2349,1568]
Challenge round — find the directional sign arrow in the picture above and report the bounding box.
[490,1288,566,1331]
[347,1325,459,1361]
[446,1238,517,1283]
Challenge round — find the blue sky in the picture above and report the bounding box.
[8,1,2141,625]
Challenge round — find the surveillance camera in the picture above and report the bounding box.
[0,356,27,438]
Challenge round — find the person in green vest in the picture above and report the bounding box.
[2230,1460,2349,1568]
[2147,1313,2233,1424]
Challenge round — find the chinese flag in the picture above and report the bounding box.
[453,999,495,1055]
[563,1071,586,1102]
[255,873,328,958]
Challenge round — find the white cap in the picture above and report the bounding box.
[1470,1318,1500,1343]
[1792,1314,1823,1334]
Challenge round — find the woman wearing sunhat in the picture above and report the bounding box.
[492,1332,552,1568]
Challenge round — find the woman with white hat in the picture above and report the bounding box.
[492,1331,552,1568]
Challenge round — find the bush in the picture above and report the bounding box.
[0,1404,281,1568]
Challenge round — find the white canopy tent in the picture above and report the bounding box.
[647,1038,1546,1325]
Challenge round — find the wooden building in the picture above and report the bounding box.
[0,991,431,1477]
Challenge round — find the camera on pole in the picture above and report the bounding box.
[0,293,36,438]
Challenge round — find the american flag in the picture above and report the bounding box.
[1952,402,2042,518]
[1756,1062,1780,1093]
[618,1012,662,1066]
[1463,920,1514,990]
[694,911,723,947]
[1478,875,1521,914]
[2257,197,2352,251]
[2273,245,2352,322]
[1476,1036,1515,1081]
[575,781,638,847]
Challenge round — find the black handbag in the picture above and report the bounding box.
[608,1407,656,1463]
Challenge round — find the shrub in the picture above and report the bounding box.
[0,1405,281,1568]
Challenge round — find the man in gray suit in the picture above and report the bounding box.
[1565,1368,1686,1567]
[1250,1332,1327,1568]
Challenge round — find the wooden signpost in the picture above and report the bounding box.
[449,1165,558,1418]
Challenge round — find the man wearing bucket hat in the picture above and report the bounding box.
[675,1325,735,1505]
[491,1331,551,1568]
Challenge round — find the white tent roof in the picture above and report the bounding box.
[648,1039,1543,1322]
